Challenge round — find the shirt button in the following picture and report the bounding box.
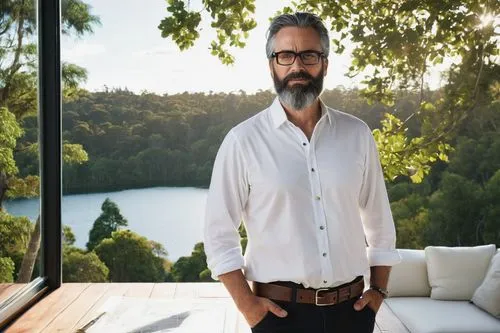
[320,226,325,230]
[323,280,328,284]
[311,168,315,172]
[322,252,327,257]
[302,142,307,146]
[315,195,321,200]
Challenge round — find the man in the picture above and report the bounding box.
[204,12,401,333]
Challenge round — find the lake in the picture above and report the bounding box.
[4,187,208,261]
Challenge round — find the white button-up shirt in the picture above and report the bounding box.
[204,97,401,289]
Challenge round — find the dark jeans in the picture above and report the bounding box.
[250,296,376,333]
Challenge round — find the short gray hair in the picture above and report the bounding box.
[266,12,330,59]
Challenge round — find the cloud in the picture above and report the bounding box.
[62,43,106,61]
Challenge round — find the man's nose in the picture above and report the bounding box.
[290,55,307,71]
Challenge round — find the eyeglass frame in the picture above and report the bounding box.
[270,50,325,66]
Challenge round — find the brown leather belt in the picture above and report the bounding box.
[252,277,364,306]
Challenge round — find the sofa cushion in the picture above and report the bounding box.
[471,251,500,318]
[425,245,496,300]
[387,249,431,297]
[385,297,500,333]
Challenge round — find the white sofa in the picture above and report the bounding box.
[385,246,500,333]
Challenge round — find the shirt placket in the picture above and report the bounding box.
[310,120,333,287]
[290,119,333,287]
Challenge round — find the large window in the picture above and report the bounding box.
[0,0,62,327]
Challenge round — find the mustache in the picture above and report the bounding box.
[283,71,314,85]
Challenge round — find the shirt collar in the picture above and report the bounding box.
[269,96,333,128]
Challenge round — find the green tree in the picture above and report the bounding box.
[198,268,212,282]
[171,242,213,282]
[0,257,15,283]
[87,198,128,251]
[0,210,32,280]
[426,172,483,246]
[61,225,86,257]
[159,0,499,183]
[94,230,166,282]
[60,224,109,282]
[179,228,246,282]
[0,107,24,205]
[63,224,76,247]
[482,170,500,246]
[448,133,500,186]
[63,250,109,282]
[148,241,174,281]
[420,130,500,247]
[391,194,429,249]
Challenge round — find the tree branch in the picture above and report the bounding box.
[399,51,429,129]
[2,1,26,104]
[472,43,485,102]
[0,19,13,36]
[388,109,469,156]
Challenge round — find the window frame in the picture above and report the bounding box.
[0,0,62,328]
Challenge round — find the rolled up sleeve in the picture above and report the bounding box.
[359,126,401,267]
[204,130,248,279]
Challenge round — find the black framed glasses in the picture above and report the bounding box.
[271,50,325,66]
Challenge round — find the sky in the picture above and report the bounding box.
[61,0,445,95]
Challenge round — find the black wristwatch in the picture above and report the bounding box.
[369,286,389,299]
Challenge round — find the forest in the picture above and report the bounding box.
[15,88,424,193]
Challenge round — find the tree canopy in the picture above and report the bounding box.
[63,250,109,282]
[390,126,500,248]
[0,210,32,282]
[94,230,167,282]
[87,198,128,251]
[171,242,212,282]
[159,0,499,183]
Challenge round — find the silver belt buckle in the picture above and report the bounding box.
[315,288,336,306]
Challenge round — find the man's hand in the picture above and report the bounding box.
[239,295,288,328]
[217,270,287,327]
[353,289,384,314]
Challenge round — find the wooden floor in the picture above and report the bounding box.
[2,283,410,333]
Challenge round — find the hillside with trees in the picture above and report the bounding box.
[9,88,425,194]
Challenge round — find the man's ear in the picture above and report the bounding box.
[323,58,329,77]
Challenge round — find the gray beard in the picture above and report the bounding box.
[278,88,317,111]
[273,67,324,111]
